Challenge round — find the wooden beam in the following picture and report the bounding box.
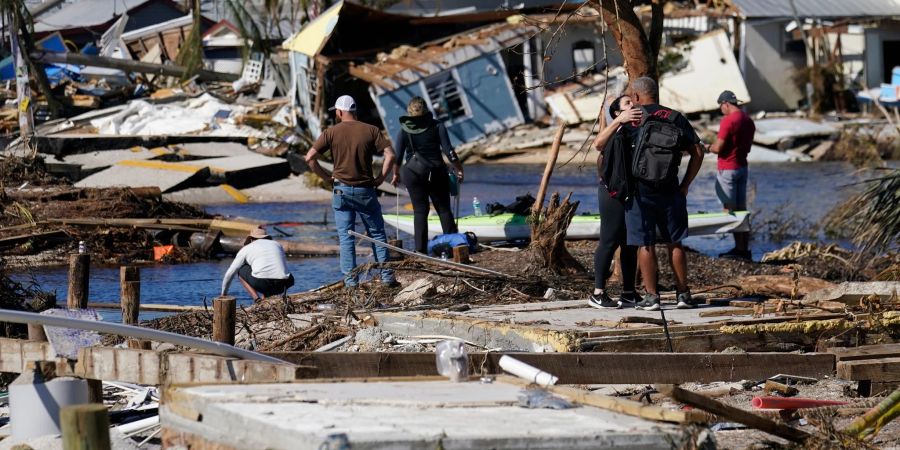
[30,51,238,82]
[348,66,394,90]
[0,339,309,385]
[655,384,810,442]
[0,230,68,248]
[266,352,835,384]
[499,375,702,424]
[384,57,429,74]
[837,357,900,381]
[829,344,900,362]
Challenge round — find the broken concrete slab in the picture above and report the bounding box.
[44,147,175,181]
[181,154,290,188]
[376,300,736,352]
[162,176,330,204]
[75,160,210,193]
[175,142,257,158]
[805,282,900,304]
[161,380,677,450]
[32,133,246,157]
[752,118,838,147]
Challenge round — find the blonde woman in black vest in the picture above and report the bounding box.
[391,97,464,253]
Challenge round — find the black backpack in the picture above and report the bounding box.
[631,106,683,186]
[598,131,630,200]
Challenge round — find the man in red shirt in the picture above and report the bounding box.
[709,90,754,260]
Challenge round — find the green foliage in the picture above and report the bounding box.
[830,169,900,257]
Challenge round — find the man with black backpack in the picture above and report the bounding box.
[625,77,704,311]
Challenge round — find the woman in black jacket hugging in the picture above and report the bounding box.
[390,96,465,253]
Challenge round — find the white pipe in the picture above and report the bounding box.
[498,355,558,387]
[0,309,284,364]
[117,416,159,435]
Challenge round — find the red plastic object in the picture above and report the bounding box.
[153,245,174,261]
[752,396,849,409]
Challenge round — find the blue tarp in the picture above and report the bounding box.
[0,33,82,82]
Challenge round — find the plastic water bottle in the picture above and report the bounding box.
[78,241,86,254]
[472,197,483,216]
[441,251,448,261]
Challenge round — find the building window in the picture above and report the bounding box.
[424,71,469,123]
[573,40,595,74]
[784,31,806,55]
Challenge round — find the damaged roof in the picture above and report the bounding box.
[34,0,185,33]
[349,20,537,92]
[731,0,900,18]
[385,0,580,17]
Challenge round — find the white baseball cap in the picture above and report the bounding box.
[328,95,357,112]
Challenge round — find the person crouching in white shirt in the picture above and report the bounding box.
[221,227,294,302]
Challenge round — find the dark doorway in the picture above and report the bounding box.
[883,40,900,83]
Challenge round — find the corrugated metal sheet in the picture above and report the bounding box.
[732,0,900,18]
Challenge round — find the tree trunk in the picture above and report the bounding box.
[527,192,585,275]
[648,0,665,77]
[592,0,656,81]
[12,4,61,117]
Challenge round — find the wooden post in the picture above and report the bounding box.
[452,245,470,264]
[61,404,111,450]
[67,253,90,309]
[655,384,810,443]
[387,239,404,261]
[28,294,53,342]
[531,123,566,219]
[213,296,236,345]
[27,323,47,342]
[120,266,150,350]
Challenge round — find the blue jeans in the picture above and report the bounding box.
[332,184,394,286]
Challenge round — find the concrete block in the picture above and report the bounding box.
[181,154,290,188]
[162,381,677,449]
[75,160,210,193]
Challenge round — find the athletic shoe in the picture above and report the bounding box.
[618,292,639,307]
[719,248,752,261]
[588,292,620,309]
[636,294,661,311]
[676,291,697,309]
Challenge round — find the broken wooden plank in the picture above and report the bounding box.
[267,352,835,384]
[0,338,307,385]
[655,384,810,442]
[0,229,69,248]
[499,375,701,424]
[829,343,900,362]
[733,275,836,298]
[86,302,204,313]
[837,357,900,381]
[0,338,57,373]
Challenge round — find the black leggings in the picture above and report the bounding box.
[594,184,637,292]
[402,164,457,253]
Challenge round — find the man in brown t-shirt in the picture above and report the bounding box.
[305,95,397,288]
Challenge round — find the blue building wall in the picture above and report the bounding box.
[376,52,524,149]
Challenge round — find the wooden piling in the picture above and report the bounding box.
[61,403,111,450]
[452,245,470,264]
[120,266,150,350]
[27,323,47,342]
[67,253,90,309]
[532,123,566,218]
[213,296,236,345]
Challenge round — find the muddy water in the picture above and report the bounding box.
[16,160,861,320]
